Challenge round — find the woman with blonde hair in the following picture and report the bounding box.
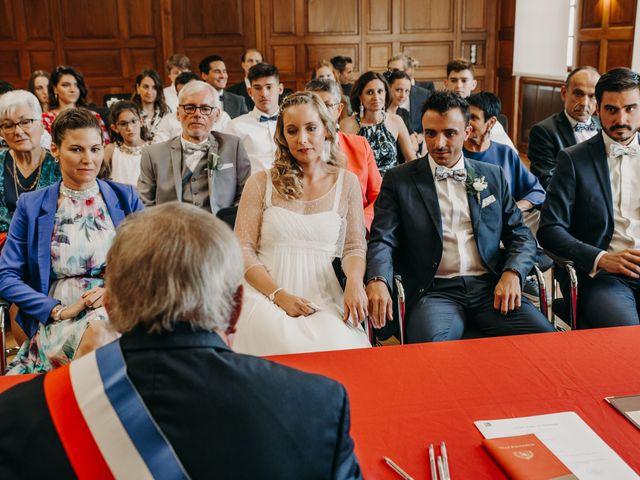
[233,92,370,355]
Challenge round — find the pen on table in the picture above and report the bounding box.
[382,456,414,480]
[441,441,451,479]
[428,443,438,480]
[437,456,446,480]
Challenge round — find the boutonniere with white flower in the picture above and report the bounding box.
[207,152,220,177]
[465,168,488,204]
[106,98,119,109]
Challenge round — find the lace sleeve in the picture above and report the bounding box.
[340,171,367,262]
[234,171,267,272]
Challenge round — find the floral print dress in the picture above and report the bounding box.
[6,183,116,374]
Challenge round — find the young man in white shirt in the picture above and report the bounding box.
[444,58,516,151]
[224,63,284,174]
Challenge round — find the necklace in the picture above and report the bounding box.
[60,182,99,200]
[118,142,147,155]
[12,149,45,196]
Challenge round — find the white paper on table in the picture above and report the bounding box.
[474,412,639,480]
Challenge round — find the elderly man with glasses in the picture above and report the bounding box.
[138,80,250,214]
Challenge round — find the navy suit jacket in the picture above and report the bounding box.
[228,80,255,110]
[0,180,143,337]
[367,157,537,305]
[0,326,362,479]
[538,132,613,275]
[409,85,431,133]
[528,111,601,189]
[222,90,249,119]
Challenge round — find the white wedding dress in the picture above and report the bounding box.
[233,169,371,356]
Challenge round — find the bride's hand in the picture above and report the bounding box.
[274,290,317,317]
[343,278,368,326]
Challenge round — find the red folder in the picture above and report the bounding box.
[483,434,577,480]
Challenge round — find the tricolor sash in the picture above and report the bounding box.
[44,341,190,480]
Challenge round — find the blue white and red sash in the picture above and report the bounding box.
[43,341,190,480]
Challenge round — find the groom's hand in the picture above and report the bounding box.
[366,280,393,328]
[494,270,522,315]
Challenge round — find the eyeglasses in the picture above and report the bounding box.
[0,118,38,134]
[324,102,341,110]
[115,118,140,129]
[179,104,217,116]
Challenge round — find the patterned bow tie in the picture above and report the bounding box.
[435,165,467,182]
[259,114,278,123]
[183,142,210,155]
[574,122,596,132]
[609,143,640,158]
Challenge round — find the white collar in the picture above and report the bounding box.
[249,107,279,120]
[564,110,593,128]
[180,135,209,149]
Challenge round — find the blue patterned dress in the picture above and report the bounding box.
[6,183,116,374]
[356,112,398,174]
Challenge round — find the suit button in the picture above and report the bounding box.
[419,288,425,294]
[194,201,201,207]
[431,262,438,268]
[191,177,196,182]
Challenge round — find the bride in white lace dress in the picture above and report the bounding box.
[233,92,371,355]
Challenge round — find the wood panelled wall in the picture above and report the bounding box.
[261,0,497,92]
[578,0,637,71]
[0,0,496,104]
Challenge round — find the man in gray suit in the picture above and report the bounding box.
[137,80,251,216]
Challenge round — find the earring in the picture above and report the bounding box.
[359,104,364,116]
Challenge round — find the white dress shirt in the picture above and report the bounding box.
[152,111,231,144]
[429,155,488,278]
[223,107,278,174]
[489,121,516,151]
[564,110,599,143]
[591,132,640,275]
[163,85,179,113]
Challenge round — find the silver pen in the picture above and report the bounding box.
[441,441,451,479]
[382,456,415,480]
[437,456,446,480]
[428,444,438,480]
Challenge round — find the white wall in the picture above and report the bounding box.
[513,0,571,80]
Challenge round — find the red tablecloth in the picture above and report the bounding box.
[270,327,640,479]
[2,328,639,479]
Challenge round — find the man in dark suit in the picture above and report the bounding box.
[330,55,355,96]
[387,53,433,133]
[227,48,263,111]
[538,67,640,328]
[0,202,363,479]
[528,66,601,189]
[199,54,248,119]
[366,91,553,342]
[137,80,251,213]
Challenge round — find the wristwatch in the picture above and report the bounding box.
[52,304,65,322]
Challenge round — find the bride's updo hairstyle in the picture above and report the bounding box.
[272,91,345,200]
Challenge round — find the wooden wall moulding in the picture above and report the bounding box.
[0,0,499,109]
[367,0,392,33]
[400,0,453,33]
[577,0,637,72]
[306,0,359,35]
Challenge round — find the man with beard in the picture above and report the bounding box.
[528,66,600,189]
[539,68,640,328]
[463,92,545,233]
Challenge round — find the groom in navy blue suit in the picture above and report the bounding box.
[539,68,640,328]
[366,91,553,342]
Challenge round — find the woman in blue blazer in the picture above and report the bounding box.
[0,108,143,374]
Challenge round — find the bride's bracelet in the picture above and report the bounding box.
[267,287,283,303]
